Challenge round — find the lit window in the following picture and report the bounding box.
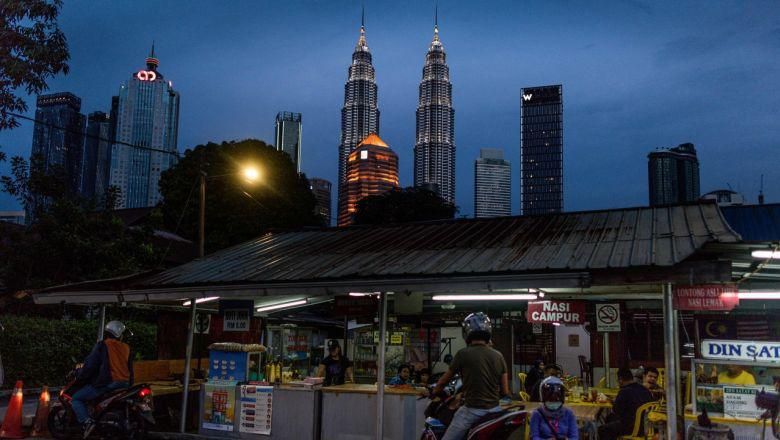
[360,150,368,160]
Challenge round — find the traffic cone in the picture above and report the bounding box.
[29,386,50,437]
[0,380,25,439]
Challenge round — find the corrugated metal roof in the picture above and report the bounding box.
[138,203,739,288]
[721,203,780,241]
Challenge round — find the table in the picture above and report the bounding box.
[518,401,611,439]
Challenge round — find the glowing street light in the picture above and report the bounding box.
[242,166,260,183]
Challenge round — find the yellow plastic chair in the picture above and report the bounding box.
[657,368,665,388]
[517,372,527,391]
[618,401,658,440]
[518,391,531,402]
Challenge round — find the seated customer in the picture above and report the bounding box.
[717,365,756,385]
[643,366,663,400]
[598,367,653,440]
[416,367,432,386]
[531,364,561,402]
[525,359,545,395]
[389,363,413,386]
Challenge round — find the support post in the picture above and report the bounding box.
[179,299,197,433]
[376,292,389,440]
[663,283,679,439]
[604,333,611,388]
[199,172,206,259]
[97,305,106,342]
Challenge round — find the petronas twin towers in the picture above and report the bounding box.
[337,11,455,221]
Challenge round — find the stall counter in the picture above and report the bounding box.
[321,384,429,440]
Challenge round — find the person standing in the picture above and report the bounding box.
[598,367,653,440]
[317,340,354,386]
[529,377,578,440]
[432,312,511,440]
[72,321,133,438]
[525,359,545,395]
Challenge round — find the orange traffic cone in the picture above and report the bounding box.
[0,380,25,439]
[30,386,50,437]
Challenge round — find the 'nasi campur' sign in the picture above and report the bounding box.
[526,301,585,325]
[702,339,780,362]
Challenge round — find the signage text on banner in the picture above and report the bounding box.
[526,301,586,324]
[596,304,621,332]
[701,339,780,362]
[239,385,273,435]
[673,284,739,311]
[723,386,765,419]
[334,295,378,316]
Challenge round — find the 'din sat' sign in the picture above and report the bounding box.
[702,339,780,362]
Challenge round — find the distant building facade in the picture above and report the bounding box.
[82,111,112,199]
[31,92,86,195]
[109,46,180,209]
[0,211,25,225]
[521,85,563,216]
[275,112,302,172]
[648,143,700,206]
[701,189,744,207]
[338,134,398,226]
[474,148,510,218]
[309,177,332,225]
[413,22,456,203]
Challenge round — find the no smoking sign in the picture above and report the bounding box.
[596,304,621,332]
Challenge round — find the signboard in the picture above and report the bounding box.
[674,285,739,311]
[532,323,543,335]
[334,295,378,316]
[527,301,585,324]
[202,381,237,431]
[723,386,765,419]
[136,70,157,81]
[596,304,621,332]
[701,339,780,362]
[195,313,211,334]
[238,385,273,435]
[209,351,250,381]
[220,300,254,332]
[390,331,404,345]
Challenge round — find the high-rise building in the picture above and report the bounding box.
[309,177,332,225]
[474,149,510,218]
[520,85,563,216]
[109,45,180,209]
[275,112,302,172]
[337,15,380,224]
[82,111,112,199]
[648,143,700,206]
[31,92,86,195]
[413,15,455,203]
[0,211,25,225]
[338,134,398,226]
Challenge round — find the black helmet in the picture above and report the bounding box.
[540,376,565,404]
[462,312,492,343]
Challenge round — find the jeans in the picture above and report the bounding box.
[72,381,129,424]
[441,405,502,440]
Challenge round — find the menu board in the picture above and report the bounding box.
[208,350,249,382]
[723,386,765,419]
[239,385,273,435]
[202,381,237,431]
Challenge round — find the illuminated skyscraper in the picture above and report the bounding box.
[521,85,563,215]
[413,12,455,203]
[309,177,332,225]
[475,149,510,218]
[109,45,180,208]
[338,134,398,226]
[275,111,302,172]
[337,13,380,223]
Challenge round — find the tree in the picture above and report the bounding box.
[353,187,457,225]
[158,139,322,254]
[0,0,70,130]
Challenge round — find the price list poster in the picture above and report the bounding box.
[239,385,273,435]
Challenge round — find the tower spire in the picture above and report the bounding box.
[356,3,368,50]
[433,1,440,42]
[145,41,159,71]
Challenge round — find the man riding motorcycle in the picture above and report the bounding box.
[72,320,134,438]
[432,312,511,440]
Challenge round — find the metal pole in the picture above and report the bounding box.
[604,333,611,388]
[179,299,197,433]
[662,283,679,439]
[97,305,106,342]
[376,292,389,440]
[199,172,206,258]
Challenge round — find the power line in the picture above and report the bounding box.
[4,111,180,157]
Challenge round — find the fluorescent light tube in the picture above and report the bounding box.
[432,294,537,301]
[752,250,780,259]
[256,299,308,312]
[738,292,780,300]
[182,296,219,306]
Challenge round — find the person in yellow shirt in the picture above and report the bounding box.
[717,365,756,385]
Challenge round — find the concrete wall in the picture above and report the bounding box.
[554,324,591,377]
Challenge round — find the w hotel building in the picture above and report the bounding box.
[520,85,563,216]
[338,134,399,226]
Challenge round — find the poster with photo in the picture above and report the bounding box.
[239,385,274,435]
[202,381,237,431]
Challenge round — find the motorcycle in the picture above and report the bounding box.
[48,366,155,439]
[420,375,528,440]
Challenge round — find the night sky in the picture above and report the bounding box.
[1,0,778,216]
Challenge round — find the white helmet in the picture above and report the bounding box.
[105,321,127,338]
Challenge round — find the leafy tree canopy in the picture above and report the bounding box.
[158,139,322,254]
[353,187,457,225]
[0,0,69,130]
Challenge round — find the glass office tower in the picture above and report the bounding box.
[520,85,563,215]
[475,148,511,218]
[275,112,302,172]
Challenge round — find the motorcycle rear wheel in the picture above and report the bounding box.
[48,405,77,440]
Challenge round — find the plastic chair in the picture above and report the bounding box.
[618,401,658,440]
[517,372,527,391]
[518,391,531,402]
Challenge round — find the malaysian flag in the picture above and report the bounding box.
[737,318,771,340]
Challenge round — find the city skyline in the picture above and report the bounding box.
[1,0,778,216]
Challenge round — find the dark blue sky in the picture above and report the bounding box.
[1,0,778,215]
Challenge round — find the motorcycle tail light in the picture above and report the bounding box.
[138,387,152,398]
